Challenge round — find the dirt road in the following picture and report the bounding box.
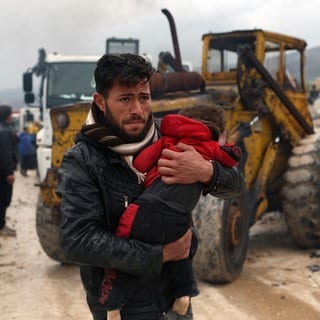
[0,170,320,320]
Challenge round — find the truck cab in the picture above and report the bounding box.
[23,49,100,182]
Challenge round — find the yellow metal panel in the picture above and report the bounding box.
[51,103,91,169]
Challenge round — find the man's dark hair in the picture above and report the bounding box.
[0,104,12,122]
[94,54,155,95]
[178,104,226,141]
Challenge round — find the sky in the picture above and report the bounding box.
[1,0,320,92]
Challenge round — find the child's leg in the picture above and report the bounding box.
[163,258,199,315]
[107,309,121,320]
[172,296,190,315]
[166,302,194,319]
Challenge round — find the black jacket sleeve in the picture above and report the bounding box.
[0,125,18,177]
[202,161,245,199]
[57,146,163,278]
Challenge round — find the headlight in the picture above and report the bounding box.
[56,112,69,129]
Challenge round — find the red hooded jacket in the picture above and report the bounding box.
[134,114,241,187]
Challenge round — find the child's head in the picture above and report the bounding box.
[178,104,226,142]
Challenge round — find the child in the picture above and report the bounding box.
[102,104,242,320]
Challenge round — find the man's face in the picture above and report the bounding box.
[94,80,152,142]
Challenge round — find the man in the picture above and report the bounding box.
[57,54,245,320]
[0,105,18,237]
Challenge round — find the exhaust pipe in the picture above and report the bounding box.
[161,8,184,72]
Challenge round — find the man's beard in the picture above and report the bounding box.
[104,107,153,143]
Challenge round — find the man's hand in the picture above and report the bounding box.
[162,229,192,263]
[158,143,213,185]
[6,175,15,185]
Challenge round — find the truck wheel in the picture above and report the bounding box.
[192,194,249,283]
[36,194,69,263]
[281,130,320,248]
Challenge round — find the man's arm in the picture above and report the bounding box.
[202,161,245,199]
[57,145,192,277]
[0,130,17,177]
[162,229,192,262]
[157,143,245,198]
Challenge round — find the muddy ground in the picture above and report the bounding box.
[0,170,320,320]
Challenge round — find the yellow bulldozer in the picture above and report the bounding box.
[36,9,320,284]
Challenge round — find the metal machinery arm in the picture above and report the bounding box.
[237,44,314,137]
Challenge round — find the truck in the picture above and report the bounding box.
[29,9,320,284]
[23,49,99,182]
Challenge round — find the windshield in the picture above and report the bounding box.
[46,62,96,108]
[207,36,256,73]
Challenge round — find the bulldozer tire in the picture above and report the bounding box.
[192,194,249,283]
[36,194,69,263]
[281,130,320,248]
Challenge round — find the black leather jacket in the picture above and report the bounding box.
[57,131,245,315]
[0,121,18,178]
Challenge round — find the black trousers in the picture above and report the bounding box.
[20,155,33,171]
[87,293,193,320]
[0,176,13,229]
[87,286,169,320]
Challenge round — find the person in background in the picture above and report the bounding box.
[18,126,35,177]
[0,105,18,237]
[57,53,245,320]
[309,84,319,105]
